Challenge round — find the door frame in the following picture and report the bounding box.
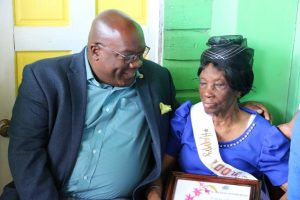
[0,0,15,192]
[286,0,300,120]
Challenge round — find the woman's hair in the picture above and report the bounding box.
[198,35,254,97]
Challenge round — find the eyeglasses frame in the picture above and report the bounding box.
[95,43,150,64]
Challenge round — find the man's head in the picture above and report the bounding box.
[87,9,149,87]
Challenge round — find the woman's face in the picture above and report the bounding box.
[199,63,240,115]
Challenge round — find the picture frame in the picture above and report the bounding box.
[165,171,261,200]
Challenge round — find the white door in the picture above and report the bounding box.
[0,0,162,193]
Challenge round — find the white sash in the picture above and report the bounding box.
[190,102,256,180]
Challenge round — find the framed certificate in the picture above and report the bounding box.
[165,171,261,200]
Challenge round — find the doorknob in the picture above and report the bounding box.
[0,119,10,137]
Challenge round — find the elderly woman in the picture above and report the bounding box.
[147,35,289,200]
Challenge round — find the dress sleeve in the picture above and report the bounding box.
[258,125,290,186]
[166,101,192,157]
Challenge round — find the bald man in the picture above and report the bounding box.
[0,10,176,200]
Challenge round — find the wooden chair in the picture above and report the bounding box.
[264,176,285,200]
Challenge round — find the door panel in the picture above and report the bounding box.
[163,0,212,103]
[96,0,148,25]
[16,51,71,87]
[14,0,69,26]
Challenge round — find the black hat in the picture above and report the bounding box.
[201,35,254,69]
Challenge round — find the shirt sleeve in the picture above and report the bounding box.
[166,101,192,157]
[288,109,300,199]
[258,125,290,186]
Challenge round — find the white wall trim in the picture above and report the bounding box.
[286,0,300,120]
[146,0,162,63]
[0,0,15,119]
[0,0,14,192]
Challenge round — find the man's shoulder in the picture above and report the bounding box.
[25,51,84,74]
[142,59,162,67]
[29,52,80,68]
[141,59,169,74]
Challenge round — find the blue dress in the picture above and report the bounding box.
[167,101,290,186]
[288,109,300,199]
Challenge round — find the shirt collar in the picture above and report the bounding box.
[85,47,94,81]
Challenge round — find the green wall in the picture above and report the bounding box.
[164,0,300,124]
[163,0,212,103]
[236,0,298,124]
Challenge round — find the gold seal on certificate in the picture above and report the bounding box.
[165,172,261,200]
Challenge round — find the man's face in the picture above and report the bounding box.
[90,31,147,87]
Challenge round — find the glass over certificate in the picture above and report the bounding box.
[165,172,260,200]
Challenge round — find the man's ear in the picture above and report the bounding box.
[237,91,242,98]
[90,44,101,60]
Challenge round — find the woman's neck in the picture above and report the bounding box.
[212,104,250,142]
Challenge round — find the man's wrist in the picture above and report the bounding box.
[146,185,162,199]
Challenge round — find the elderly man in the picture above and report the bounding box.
[0,10,176,200]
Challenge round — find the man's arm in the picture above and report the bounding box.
[278,110,298,139]
[8,66,59,200]
[242,101,271,121]
[279,182,288,200]
[147,155,176,200]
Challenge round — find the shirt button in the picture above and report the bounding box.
[98,130,102,134]
[92,149,97,154]
[83,175,88,180]
[105,108,110,112]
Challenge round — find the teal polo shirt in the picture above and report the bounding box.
[64,48,151,199]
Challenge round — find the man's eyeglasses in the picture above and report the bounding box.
[95,43,150,64]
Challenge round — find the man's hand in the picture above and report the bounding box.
[242,101,271,122]
[278,110,298,139]
[146,186,162,200]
